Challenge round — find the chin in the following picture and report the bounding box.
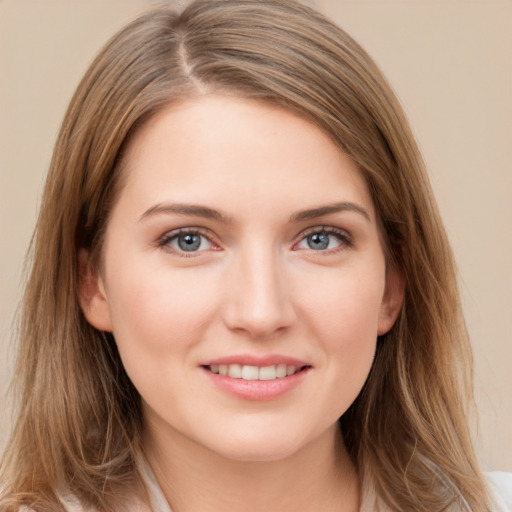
[211,441,303,463]
[199,425,322,464]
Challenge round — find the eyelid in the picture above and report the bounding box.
[293,225,353,251]
[156,225,353,256]
[157,226,221,255]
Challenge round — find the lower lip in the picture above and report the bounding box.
[201,367,310,401]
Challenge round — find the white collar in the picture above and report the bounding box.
[137,455,173,512]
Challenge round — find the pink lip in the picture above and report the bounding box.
[199,354,312,401]
[200,354,309,367]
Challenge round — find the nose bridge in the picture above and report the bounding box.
[225,240,294,337]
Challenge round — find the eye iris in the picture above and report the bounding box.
[307,232,329,250]
[177,234,201,251]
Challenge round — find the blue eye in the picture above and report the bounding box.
[161,230,213,253]
[296,228,350,251]
[306,232,330,250]
[175,233,204,252]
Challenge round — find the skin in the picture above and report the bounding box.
[80,95,404,512]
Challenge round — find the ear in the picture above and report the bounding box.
[377,266,405,336]
[77,249,113,332]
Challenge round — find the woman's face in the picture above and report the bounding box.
[81,95,403,462]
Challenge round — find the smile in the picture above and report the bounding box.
[206,364,304,381]
[200,357,312,401]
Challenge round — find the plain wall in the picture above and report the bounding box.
[1,0,511,470]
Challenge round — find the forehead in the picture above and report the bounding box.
[116,95,376,222]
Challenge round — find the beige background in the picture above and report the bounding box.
[1,0,511,470]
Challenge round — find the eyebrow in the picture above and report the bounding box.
[289,202,371,223]
[139,200,371,224]
[139,203,233,223]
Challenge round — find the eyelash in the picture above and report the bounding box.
[294,226,353,253]
[157,227,218,257]
[157,226,353,257]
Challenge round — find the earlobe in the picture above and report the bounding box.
[377,267,405,336]
[77,249,113,332]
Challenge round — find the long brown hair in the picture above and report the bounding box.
[0,1,491,510]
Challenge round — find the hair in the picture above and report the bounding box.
[0,1,492,511]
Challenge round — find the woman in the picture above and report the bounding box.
[0,0,510,511]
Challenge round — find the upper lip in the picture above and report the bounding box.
[200,354,310,368]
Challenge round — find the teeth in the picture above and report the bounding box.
[228,364,242,378]
[276,364,287,378]
[208,364,301,380]
[259,366,276,381]
[241,365,259,380]
[286,365,296,376]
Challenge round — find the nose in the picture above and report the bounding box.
[223,245,296,339]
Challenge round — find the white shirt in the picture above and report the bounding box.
[137,459,512,512]
[487,472,512,512]
[57,460,512,512]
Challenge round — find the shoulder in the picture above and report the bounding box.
[487,472,512,511]
[57,492,151,512]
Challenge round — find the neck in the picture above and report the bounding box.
[142,421,360,512]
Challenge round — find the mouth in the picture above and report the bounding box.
[203,363,310,381]
[200,357,311,400]
[200,355,312,400]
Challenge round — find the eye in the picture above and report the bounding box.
[159,228,216,254]
[295,227,351,252]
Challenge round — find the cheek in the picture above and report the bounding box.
[104,259,220,361]
[300,261,386,341]
[297,265,385,403]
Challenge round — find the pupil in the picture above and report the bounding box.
[178,234,201,251]
[308,232,329,250]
